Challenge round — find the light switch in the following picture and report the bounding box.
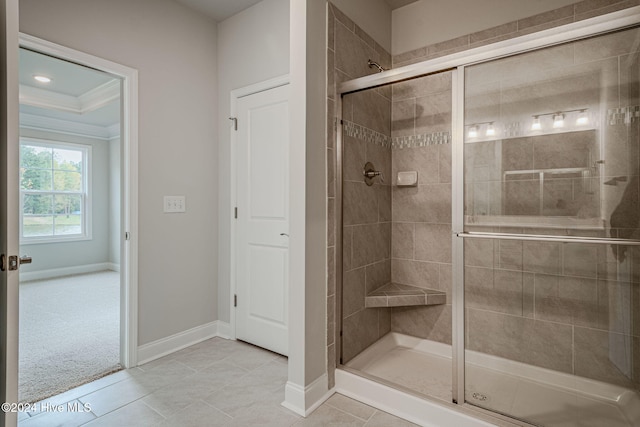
[164,196,186,213]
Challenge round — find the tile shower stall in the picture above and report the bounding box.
[330,4,640,426]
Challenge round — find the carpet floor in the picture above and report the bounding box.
[19,271,121,403]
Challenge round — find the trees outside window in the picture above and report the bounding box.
[20,140,90,242]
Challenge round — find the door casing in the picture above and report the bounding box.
[18,34,139,368]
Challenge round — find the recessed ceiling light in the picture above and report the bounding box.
[33,75,51,83]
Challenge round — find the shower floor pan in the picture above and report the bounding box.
[345,333,640,427]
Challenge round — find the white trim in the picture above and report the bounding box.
[19,79,119,114]
[19,262,115,282]
[19,33,139,368]
[77,79,120,113]
[335,370,495,427]
[136,321,225,365]
[282,373,331,417]
[228,74,290,342]
[20,113,114,140]
[108,262,120,272]
[216,320,232,339]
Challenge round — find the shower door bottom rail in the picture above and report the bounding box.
[456,231,640,245]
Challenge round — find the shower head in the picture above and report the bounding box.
[368,59,387,73]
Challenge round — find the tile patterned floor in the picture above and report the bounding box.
[17,337,419,427]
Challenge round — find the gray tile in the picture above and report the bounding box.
[294,404,365,427]
[574,327,636,388]
[328,246,336,296]
[205,382,285,418]
[343,181,379,226]
[391,223,414,260]
[342,309,382,363]
[325,394,376,421]
[517,5,574,31]
[84,400,164,427]
[158,400,231,427]
[343,136,367,182]
[78,378,154,417]
[364,410,420,427]
[574,26,640,64]
[391,305,452,344]
[392,258,439,290]
[535,274,598,327]
[415,223,451,263]
[523,241,561,274]
[222,342,279,371]
[466,309,573,373]
[365,260,391,294]
[415,91,452,134]
[335,21,379,80]
[225,403,300,427]
[18,401,96,427]
[464,238,495,268]
[393,145,439,185]
[392,184,451,223]
[343,267,366,317]
[352,223,391,268]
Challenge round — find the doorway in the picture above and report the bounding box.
[17,47,122,403]
[231,77,290,356]
[13,34,139,405]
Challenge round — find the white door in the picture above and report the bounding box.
[235,83,290,356]
[1,0,20,425]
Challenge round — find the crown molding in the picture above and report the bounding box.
[20,112,119,140]
[19,78,120,114]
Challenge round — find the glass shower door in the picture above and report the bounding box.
[461,26,640,426]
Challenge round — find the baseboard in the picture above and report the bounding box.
[216,321,232,339]
[282,373,331,417]
[20,262,116,282]
[137,321,232,365]
[108,262,120,272]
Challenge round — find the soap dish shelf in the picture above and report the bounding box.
[365,283,446,308]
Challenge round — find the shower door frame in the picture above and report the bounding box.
[335,4,640,420]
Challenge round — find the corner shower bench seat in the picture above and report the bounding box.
[365,283,446,308]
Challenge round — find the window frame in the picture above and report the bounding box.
[19,137,92,245]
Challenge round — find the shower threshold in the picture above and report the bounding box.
[345,333,640,427]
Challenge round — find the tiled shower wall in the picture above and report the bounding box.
[327,0,640,389]
[389,73,453,344]
[326,2,392,384]
[462,25,640,390]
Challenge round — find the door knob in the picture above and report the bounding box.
[280,233,289,237]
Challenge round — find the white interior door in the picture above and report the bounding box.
[1,0,20,425]
[235,83,290,356]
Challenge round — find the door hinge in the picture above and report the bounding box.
[234,207,238,219]
[125,232,130,241]
[229,117,238,131]
[234,294,238,307]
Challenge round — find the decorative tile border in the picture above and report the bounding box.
[392,131,451,149]
[342,120,391,148]
[608,106,640,125]
[342,120,451,149]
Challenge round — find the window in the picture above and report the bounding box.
[20,139,91,243]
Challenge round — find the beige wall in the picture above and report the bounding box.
[20,0,219,345]
[216,0,290,325]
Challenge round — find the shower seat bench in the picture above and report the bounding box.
[364,283,446,308]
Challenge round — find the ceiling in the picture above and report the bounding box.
[174,0,264,22]
[175,0,419,21]
[385,0,419,10]
[19,48,121,138]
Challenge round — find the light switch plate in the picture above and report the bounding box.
[164,196,186,213]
